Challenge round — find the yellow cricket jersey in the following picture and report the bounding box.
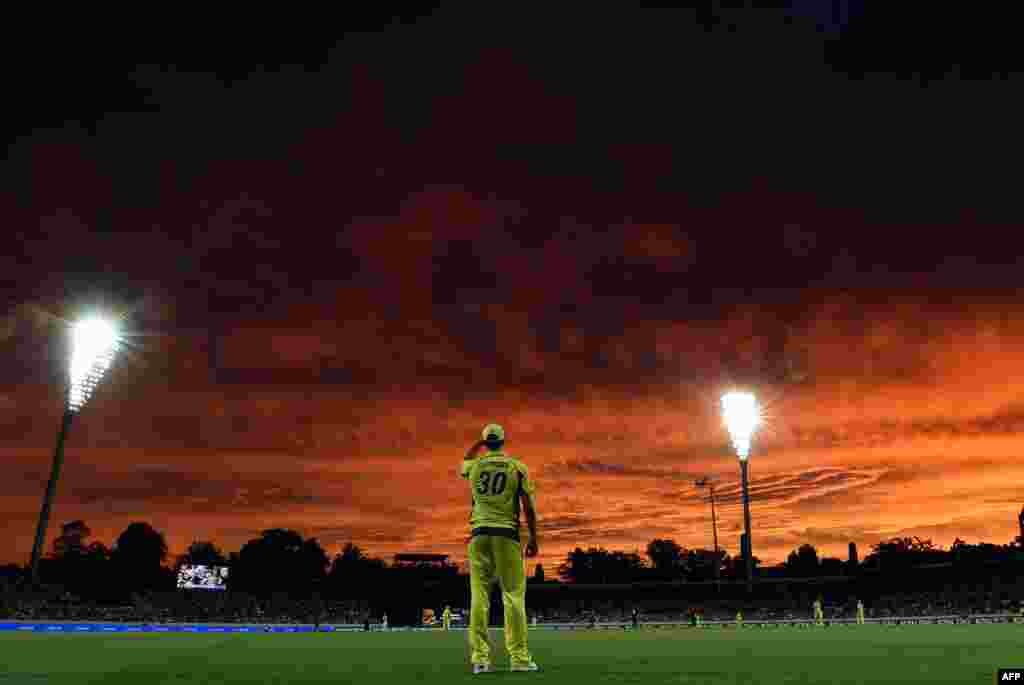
[460,450,536,538]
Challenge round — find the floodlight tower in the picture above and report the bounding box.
[721,391,760,594]
[695,477,721,589]
[29,317,121,583]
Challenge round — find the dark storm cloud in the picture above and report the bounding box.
[542,528,635,544]
[798,527,875,547]
[776,408,1024,452]
[46,466,336,515]
[709,469,883,508]
[757,534,797,550]
[563,461,685,479]
[3,6,1023,571]
[537,514,592,534]
[309,526,412,547]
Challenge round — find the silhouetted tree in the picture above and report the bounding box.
[53,520,91,557]
[722,552,760,580]
[176,541,227,568]
[684,548,728,582]
[610,550,647,582]
[820,557,844,576]
[339,543,365,564]
[863,536,949,572]
[557,548,590,583]
[114,522,168,568]
[327,543,387,598]
[786,544,820,577]
[37,520,114,597]
[951,539,1015,566]
[557,547,646,583]
[646,539,687,579]
[112,522,171,594]
[233,529,329,597]
[330,543,385,570]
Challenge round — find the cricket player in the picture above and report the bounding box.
[461,423,540,674]
[382,613,388,631]
[735,610,743,628]
[443,606,453,631]
[856,600,865,625]
[813,597,824,626]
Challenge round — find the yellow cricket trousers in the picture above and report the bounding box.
[468,534,531,666]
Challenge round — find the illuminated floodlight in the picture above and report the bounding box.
[721,391,759,461]
[29,314,124,583]
[67,317,121,413]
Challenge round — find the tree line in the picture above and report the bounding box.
[2,520,1022,599]
[0,520,398,600]
[555,535,1024,584]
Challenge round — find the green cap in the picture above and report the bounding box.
[482,423,505,442]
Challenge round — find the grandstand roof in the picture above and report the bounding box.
[394,553,449,563]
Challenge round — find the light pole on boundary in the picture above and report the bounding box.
[695,477,721,591]
[721,391,760,594]
[29,317,121,584]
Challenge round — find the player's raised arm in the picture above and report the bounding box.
[460,440,487,478]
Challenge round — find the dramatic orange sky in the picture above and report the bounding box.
[3,273,1023,574]
[2,7,1022,575]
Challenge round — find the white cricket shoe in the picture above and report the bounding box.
[472,664,492,675]
[510,661,540,672]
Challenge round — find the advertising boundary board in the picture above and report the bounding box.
[1,614,1021,633]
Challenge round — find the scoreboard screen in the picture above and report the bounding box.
[176,564,229,591]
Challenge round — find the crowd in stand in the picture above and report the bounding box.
[3,592,372,625]
[531,591,1022,624]
[3,589,1020,626]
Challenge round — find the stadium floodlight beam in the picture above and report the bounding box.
[721,391,760,594]
[29,317,121,583]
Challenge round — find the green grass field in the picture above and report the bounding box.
[1,625,1021,684]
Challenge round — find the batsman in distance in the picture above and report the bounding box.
[460,423,540,674]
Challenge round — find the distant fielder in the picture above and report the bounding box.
[443,605,453,631]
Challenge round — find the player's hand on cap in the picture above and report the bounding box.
[525,537,539,558]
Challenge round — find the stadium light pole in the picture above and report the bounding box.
[722,391,760,594]
[29,317,121,584]
[695,477,721,591]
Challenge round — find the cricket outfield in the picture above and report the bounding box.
[1,623,1022,684]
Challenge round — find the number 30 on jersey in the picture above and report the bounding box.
[476,471,507,496]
